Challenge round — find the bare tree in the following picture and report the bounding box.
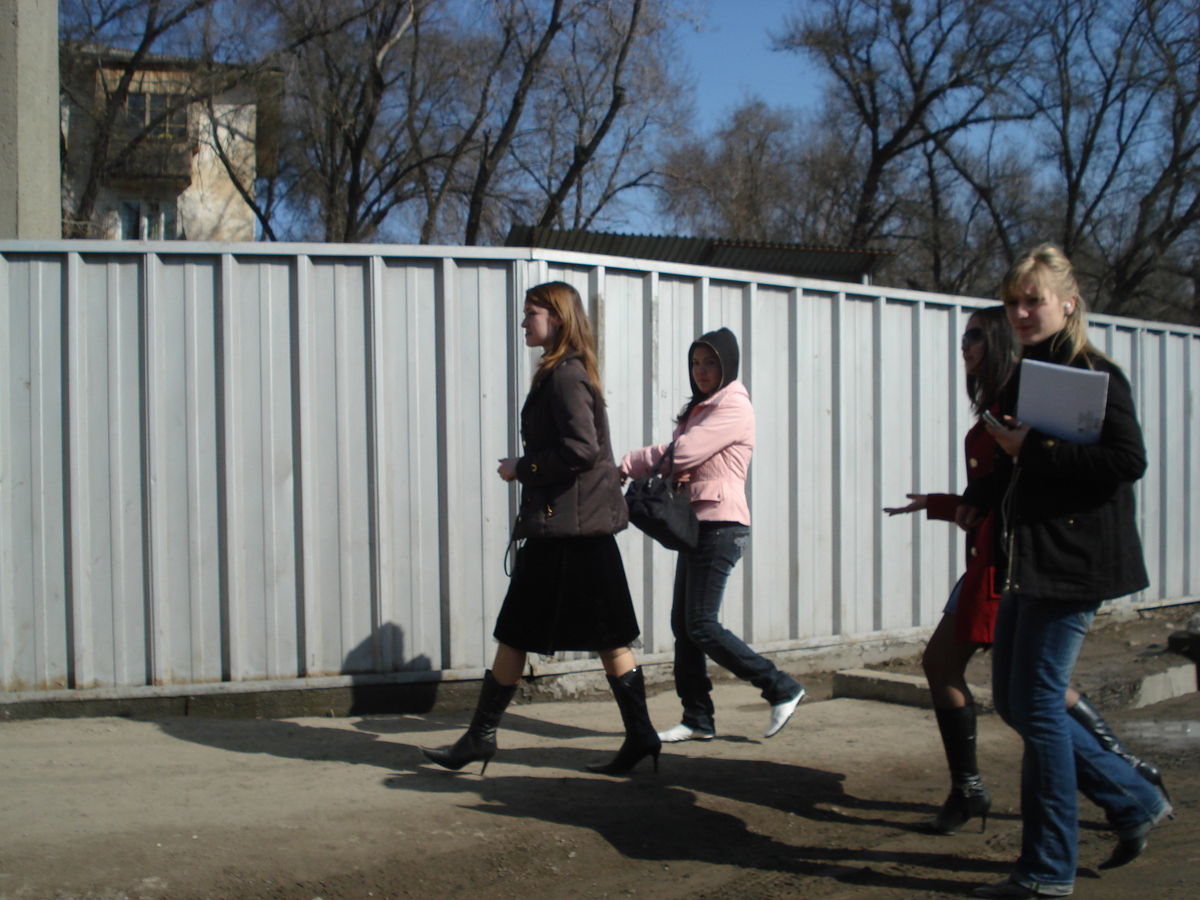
[262,0,436,242]
[947,0,1200,319]
[447,0,688,244]
[523,0,658,230]
[255,0,690,244]
[773,0,1033,247]
[656,100,806,240]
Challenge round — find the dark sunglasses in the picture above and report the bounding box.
[961,327,985,350]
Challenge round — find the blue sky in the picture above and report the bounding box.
[684,1,826,133]
[618,2,826,232]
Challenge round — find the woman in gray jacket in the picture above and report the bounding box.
[422,282,659,776]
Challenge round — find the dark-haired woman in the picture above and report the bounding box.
[960,246,1172,899]
[621,328,805,744]
[885,305,1016,833]
[421,282,660,777]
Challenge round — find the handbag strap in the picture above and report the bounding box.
[651,442,678,480]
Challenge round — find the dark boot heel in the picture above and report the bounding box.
[420,671,517,775]
[925,779,992,835]
[1070,694,1170,802]
[586,668,663,776]
[420,732,496,773]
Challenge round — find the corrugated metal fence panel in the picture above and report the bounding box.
[71,253,148,689]
[1,254,70,691]
[298,256,374,676]
[225,254,299,682]
[746,283,797,645]
[145,254,223,686]
[373,259,443,674]
[439,260,517,672]
[1,242,1198,698]
[791,285,837,641]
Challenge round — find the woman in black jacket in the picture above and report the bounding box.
[421,282,660,776]
[961,246,1172,899]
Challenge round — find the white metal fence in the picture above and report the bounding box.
[2,241,1197,701]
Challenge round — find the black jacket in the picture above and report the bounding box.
[961,339,1149,602]
[512,355,628,540]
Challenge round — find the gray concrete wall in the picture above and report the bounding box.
[0,0,60,239]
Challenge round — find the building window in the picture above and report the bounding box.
[124,92,188,141]
[118,200,180,240]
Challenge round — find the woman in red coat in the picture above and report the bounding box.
[885,306,1165,836]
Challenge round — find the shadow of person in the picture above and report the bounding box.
[342,622,438,716]
[152,704,615,768]
[154,715,419,769]
[383,763,1010,893]
[393,724,1004,834]
[360,708,608,740]
[151,704,1011,893]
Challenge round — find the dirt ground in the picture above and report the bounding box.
[2,604,1197,900]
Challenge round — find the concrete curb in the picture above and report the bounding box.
[831,669,993,712]
[1131,662,1199,707]
[832,661,1197,712]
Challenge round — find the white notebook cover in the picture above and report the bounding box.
[1016,358,1110,445]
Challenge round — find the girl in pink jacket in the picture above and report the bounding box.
[621,328,805,742]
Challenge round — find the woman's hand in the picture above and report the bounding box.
[497,458,518,482]
[884,493,927,516]
[955,503,985,532]
[987,416,1030,457]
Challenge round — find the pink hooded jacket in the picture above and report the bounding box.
[619,379,755,526]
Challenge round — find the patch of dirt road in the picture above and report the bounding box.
[1,604,1196,900]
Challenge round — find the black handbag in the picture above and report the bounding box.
[624,442,699,551]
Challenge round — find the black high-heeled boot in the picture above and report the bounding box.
[586,667,662,775]
[1069,693,1171,802]
[421,670,518,775]
[925,704,992,834]
[929,775,992,835]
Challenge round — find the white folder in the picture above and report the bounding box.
[1016,358,1109,445]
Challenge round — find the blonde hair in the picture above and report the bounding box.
[1000,243,1097,365]
[526,282,604,396]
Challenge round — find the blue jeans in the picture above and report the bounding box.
[992,595,1170,895]
[671,523,801,733]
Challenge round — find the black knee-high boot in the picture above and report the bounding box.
[421,670,518,775]
[925,704,992,834]
[1070,693,1170,801]
[586,667,662,775]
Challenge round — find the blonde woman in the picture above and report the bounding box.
[960,246,1172,898]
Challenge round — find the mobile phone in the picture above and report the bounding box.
[981,410,1009,430]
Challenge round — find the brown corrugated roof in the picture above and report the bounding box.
[506,226,893,282]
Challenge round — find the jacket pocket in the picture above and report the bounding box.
[1023,508,1110,595]
[688,480,725,503]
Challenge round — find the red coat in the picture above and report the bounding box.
[923,416,1000,644]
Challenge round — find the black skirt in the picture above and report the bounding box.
[493,535,640,655]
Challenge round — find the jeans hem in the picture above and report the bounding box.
[1011,873,1073,897]
[1116,800,1174,840]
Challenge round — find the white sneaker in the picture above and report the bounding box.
[657,722,715,742]
[764,687,806,738]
